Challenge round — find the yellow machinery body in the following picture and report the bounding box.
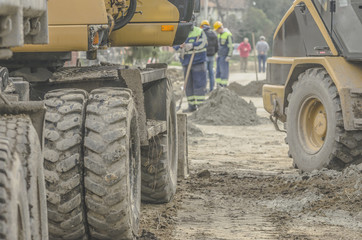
[263,0,362,131]
[13,0,190,53]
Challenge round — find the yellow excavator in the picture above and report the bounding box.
[0,0,198,239]
[263,0,362,172]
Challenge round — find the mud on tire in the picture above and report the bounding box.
[84,88,141,239]
[286,68,362,171]
[0,138,31,240]
[141,79,178,203]
[0,115,47,239]
[44,89,88,239]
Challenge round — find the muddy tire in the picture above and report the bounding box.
[84,88,141,239]
[141,80,178,203]
[286,68,362,171]
[44,89,88,239]
[0,138,31,240]
[0,115,48,239]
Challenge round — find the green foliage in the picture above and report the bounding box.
[252,0,293,24]
[124,47,160,65]
[158,50,176,64]
[224,14,244,43]
[243,7,274,39]
[234,0,294,54]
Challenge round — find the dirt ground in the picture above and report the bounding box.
[138,72,362,240]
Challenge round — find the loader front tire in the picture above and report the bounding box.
[286,68,362,171]
[84,88,141,239]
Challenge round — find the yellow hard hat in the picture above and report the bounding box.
[213,21,223,30]
[200,20,210,27]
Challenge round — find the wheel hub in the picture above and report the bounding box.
[314,111,327,136]
[299,97,327,153]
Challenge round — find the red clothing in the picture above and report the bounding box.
[238,42,251,57]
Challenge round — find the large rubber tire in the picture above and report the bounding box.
[141,80,178,203]
[286,68,362,171]
[0,115,47,239]
[0,138,31,240]
[44,89,88,240]
[84,88,141,239]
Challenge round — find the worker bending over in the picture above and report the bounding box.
[214,21,233,87]
[174,26,208,112]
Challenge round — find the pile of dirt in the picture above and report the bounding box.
[189,88,260,126]
[227,80,267,97]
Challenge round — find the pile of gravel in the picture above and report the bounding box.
[189,88,260,126]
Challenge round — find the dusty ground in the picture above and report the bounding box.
[138,72,362,240]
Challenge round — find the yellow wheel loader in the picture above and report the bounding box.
[263,0,362,172]
[0,0,198,239]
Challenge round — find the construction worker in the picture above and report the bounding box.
[200,20,218,92]
[174,25,208,112]
[214,21,233,87]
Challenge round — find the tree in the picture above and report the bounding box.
[252,0,293,25]
[243,7,274,40]
[244,0,293,53]
[124,47,160,65]
[213,0,225,23]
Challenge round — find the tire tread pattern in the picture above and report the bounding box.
[140,79,178,204]
[0,115,43,239]
[286,68,362,169]
[44,89,88,240]
[84,87,137,240]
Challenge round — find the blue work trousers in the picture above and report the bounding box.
[216,56,229,87]
[206,56,215,91]
[258,54,267,73]
[183,63,207,110]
